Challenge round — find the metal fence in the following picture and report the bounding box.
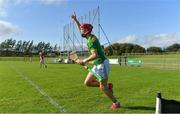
[141,58,180,70]
[119,53,180,70]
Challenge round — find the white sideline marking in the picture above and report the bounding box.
[11,67,66,113]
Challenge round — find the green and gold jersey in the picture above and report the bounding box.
[87,34,106,65]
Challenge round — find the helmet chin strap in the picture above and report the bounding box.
[81,34,87,37]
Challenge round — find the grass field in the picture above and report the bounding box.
[0,61,180,113]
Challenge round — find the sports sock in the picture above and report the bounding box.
[113,100,119,104]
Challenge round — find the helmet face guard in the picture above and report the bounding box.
[80,24,93,37]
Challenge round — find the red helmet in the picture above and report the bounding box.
[80,24,93,34]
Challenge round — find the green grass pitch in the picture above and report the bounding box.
[0,61,180,113]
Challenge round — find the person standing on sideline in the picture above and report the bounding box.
[39,49,47,68]
[71,14,120,109]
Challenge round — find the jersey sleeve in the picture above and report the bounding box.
[88,36,98,51]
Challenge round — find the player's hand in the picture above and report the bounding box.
[76,59,85,65]
[71,14,76,20]
[88,61,94,64]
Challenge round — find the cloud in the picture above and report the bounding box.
[0,0,67,17]
[39,0,66,5]
[13,0,32,5]
[118,35,139,44]
[117,33,180,48]
[0,0,8,17]
[12,0,66,5]
[0,20,21,36]
[0,0,66,37]
[143,33,180,48]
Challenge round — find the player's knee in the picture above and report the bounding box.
[99,84,108,91]
[99,85,105,91]
[84,81,91,86]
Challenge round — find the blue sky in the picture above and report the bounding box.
[0,0,180,48]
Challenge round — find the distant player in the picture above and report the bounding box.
[71,14,120,108]
[39,49,47,68]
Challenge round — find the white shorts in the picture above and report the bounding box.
[91,59,110,81]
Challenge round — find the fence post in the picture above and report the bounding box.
[124,55,127,66]
[118,56,121,66]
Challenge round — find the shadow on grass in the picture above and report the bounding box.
[124,106,155,111]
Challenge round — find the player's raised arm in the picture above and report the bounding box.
[71,13,81,32]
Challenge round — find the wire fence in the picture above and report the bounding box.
[141,58,180,70]
[116,53,180,70]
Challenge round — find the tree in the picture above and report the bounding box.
[0,38,56,56]
[112,43,120,55]
[165,43,180,52]
[27,40,33,55]
[44,42,51,51]
[124,43,134,53]
[53,44,58,51]
[132,44,146,53]
[15,40,22,52]
[147,46,163,53]
[104,43,146,56]
[0,38,16,49]
[37,42,45,51]
[104,45,113,56]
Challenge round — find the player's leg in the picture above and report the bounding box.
[40,60,43,68]
[45,64,47,68]
[98,59,120,108]
[100,79,120,108]
[43,59,47,68]
[100,79,116,100]
[41,59,47,68]
[43,60,47,68]
[84,72,99,87]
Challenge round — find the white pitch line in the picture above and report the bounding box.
[11,67,66,113]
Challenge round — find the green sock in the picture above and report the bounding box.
[113,100,119,104]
